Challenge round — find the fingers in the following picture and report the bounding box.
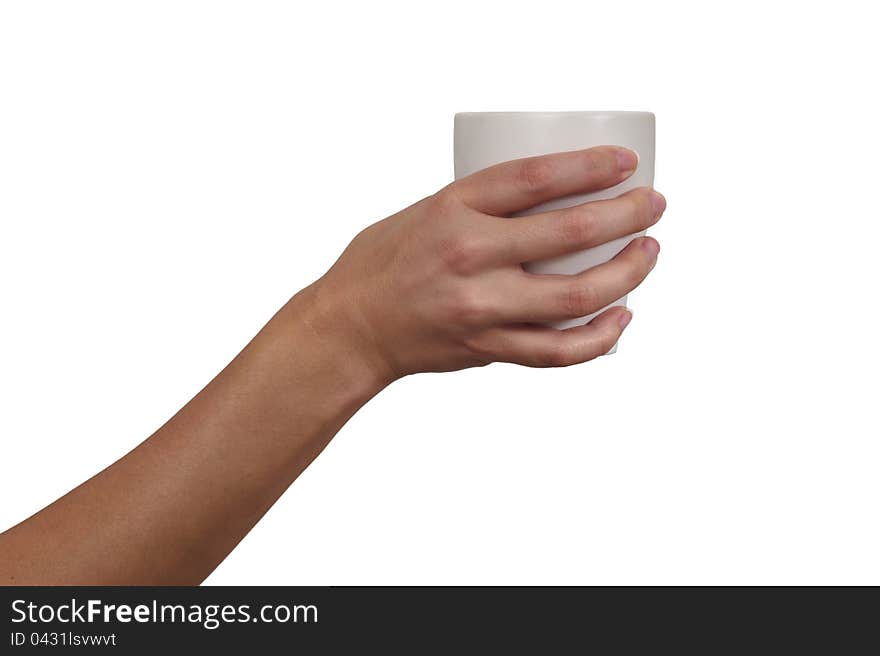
[484,306,632,367]
[497,236,660,323]
[452,146,638,216]
[492,187,666,265]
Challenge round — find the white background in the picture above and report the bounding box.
[1,1,877,585]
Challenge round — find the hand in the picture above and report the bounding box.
[0,146,665,585]
[306,146,666,382]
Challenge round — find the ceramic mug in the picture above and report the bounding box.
[454,111,655,350]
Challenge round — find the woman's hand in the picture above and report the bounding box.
[0,145,665,585]
[309,146,666,381]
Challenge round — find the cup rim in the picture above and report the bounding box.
[455,110,654,119]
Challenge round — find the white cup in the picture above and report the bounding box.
[454,111,655,350]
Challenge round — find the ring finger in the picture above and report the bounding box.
[494,236,660,323]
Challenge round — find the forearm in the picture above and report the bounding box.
[0,283,389,584]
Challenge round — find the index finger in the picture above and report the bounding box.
[451,146,638,216]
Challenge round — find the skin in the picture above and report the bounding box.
[0,146,665,584]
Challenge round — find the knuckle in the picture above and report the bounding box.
[544,340,580,368]
[624,257,648,287]
[461,334,496,363]
[446,286,490,325]
[439,234,484,274]
[556,207,597,245]
[516,157,555,194]
[635,188,656,222]
[619,192,643,222]
[560,283,599,318]
[595,328,618,356]
[618,187,657,229]
[431,186,463,215]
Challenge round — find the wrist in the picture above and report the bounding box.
[271,280,395,406]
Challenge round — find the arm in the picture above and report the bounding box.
[0,146,665,584]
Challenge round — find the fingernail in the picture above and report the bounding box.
[651,190,666,216]
[642,237,660,258]
[618,309,633,330]
[616,148,638,173]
